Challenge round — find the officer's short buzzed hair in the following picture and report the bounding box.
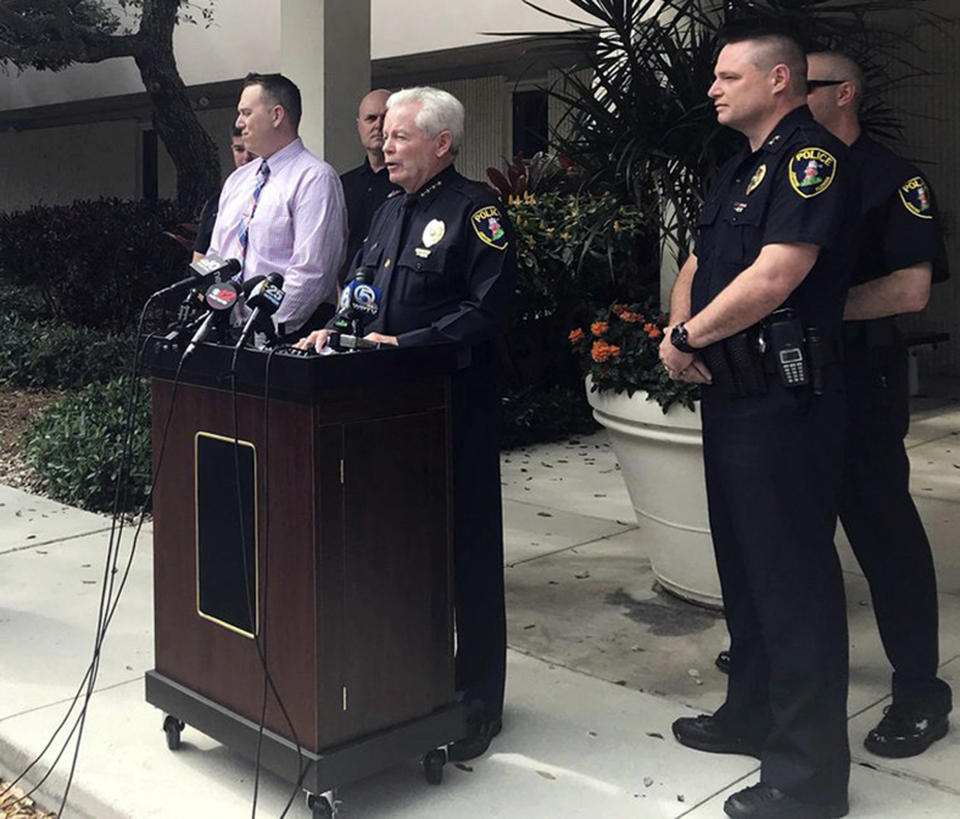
[722,28,808,97]
[243,72,303,130]
[387,87,465,156]
[808,51,866,109]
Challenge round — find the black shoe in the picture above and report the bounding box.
[724,784,848,818]
[672,714,761,758]
[864,703,948,758]
[447,716,502,762]
[716,649,732,674]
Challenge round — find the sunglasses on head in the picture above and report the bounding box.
[807,79,846,91]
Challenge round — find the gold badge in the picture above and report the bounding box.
[746,164,766,195]
[422,219,446,248]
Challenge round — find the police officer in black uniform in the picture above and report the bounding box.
[339,89,401,285]
[807,51,952,756]
[296,86,515,762]
[661,30,855,819]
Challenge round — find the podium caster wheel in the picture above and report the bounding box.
[306,793,333,818]
[162,715,185,751]
[423,748,445,785]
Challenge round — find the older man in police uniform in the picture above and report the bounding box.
[297,86,515,761]
[661,29,855,819]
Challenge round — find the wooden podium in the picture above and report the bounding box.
[143,337,466,810]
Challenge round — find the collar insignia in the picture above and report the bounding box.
[419,180,443,198]
[899,176,934,219]
[746,164,767,195]
[788,147,837,198]
[422,219,446,248]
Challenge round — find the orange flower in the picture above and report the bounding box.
[643,322,662,339]
[568,327,585,344]
[591,340,621,363]
[590,321,609,337]
[613,303,643,323]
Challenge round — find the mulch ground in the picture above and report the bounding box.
[0,780,57,819]
[0,386,63,491]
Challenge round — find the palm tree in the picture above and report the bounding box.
[515,0,947,290]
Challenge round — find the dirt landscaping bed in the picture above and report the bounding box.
[0,386,64,490]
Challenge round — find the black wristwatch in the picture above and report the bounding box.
[670,321,698,353]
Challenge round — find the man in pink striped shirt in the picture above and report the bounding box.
[208,72,347,336]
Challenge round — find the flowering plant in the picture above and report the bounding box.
[569,302,699,412]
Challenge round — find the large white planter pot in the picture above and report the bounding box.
[585,377,722,609]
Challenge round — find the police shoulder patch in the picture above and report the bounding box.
[788,147,837,199]
[899,176,934,220]
[471,205,509,250]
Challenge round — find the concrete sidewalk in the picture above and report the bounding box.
[2,394,960,817]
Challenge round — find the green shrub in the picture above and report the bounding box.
[0,198,188,332]
[23,377,151,513]
[501,385,598,450]
[0,314,136,389]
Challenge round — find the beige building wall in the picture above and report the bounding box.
[0,107,241,213]
[0,121,141,211]
[432,76,509,184]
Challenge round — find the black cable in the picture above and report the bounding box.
[1,300,152,808]
[57,328,189,815]
[226,343,305,819]
[265,346,309,819]
[1,294,183,812]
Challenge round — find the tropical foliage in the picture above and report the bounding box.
[514,0,946,265]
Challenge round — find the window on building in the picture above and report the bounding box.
[512,89,548,159]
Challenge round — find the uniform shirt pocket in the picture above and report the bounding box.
[695,201,721,259]
[724,203,765,267]
[397,245,455,305]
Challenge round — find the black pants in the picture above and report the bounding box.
[702,374,850,804]
[839,338,952,714]
[451,344,506,721]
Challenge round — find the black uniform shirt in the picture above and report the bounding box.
[339,158,401,284]
[848,134,949,286]
[342,165,516,347]
[692,106,855,333]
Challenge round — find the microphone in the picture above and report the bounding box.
[240,274,266,298]
[154,255,242,298]
[332,269,381,336]
[327,332,383,351]
[183,280,241,359]
[234,273,285,350]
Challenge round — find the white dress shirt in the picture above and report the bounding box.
[209,138,347,332]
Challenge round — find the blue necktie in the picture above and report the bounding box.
[236,159,270,266]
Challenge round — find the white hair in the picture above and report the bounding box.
[386,87,464,156]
